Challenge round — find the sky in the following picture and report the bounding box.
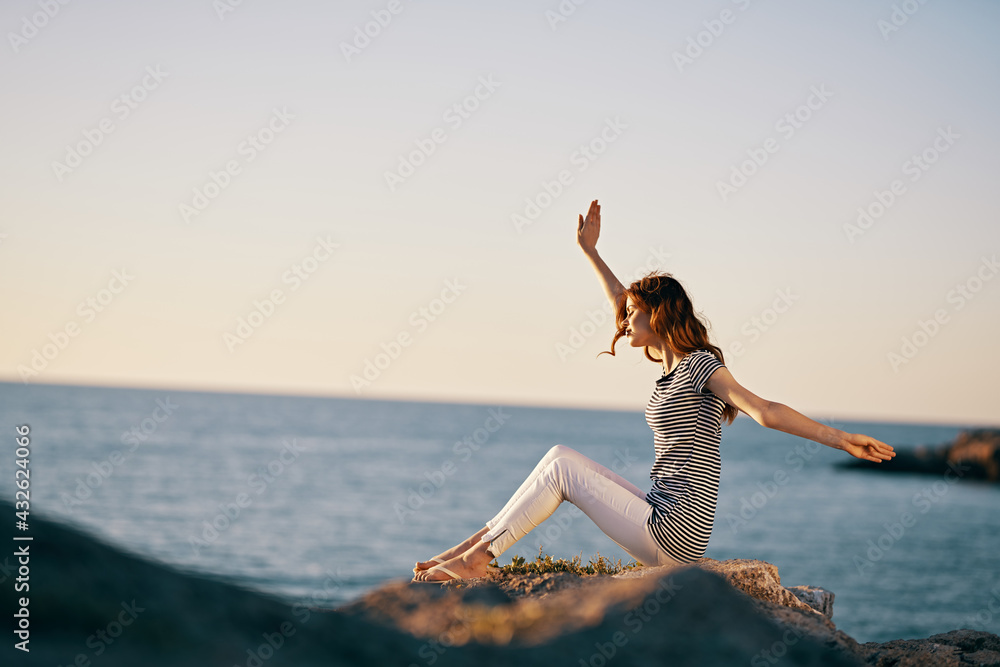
[2,0,998,426]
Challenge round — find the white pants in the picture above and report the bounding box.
[480,444,681,567]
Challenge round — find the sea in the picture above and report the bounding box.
[1,381,997,644]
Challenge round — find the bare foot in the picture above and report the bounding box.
[412,542,495,582]
[414,527,489,572]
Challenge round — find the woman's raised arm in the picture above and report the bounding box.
[577,199,625,310]
[704,366,896,463]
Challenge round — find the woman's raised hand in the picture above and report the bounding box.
[577,199,601,256]
[577,199,625,307]
[838,433,896,463]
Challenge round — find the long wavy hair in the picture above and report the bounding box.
[600,270,738,425]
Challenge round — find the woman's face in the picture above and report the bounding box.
[624,296,658,348]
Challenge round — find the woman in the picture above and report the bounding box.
[412,199,895,583]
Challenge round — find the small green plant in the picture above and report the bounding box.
[492,545,644,576]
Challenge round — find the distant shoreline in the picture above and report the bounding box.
[838,428,1000,482]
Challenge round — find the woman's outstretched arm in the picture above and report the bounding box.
[577,199,625,310]
[704,367,896,463]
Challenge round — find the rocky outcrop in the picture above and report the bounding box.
[340,557,863,663]
[341,560,1000,666]
[840,428,1000,482]
[861,629,1000,666]
[338,562,864,665]
[4,500,997,667]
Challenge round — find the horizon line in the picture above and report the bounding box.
[2,377,996,431]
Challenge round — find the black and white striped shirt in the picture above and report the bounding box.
[645,349,727,563]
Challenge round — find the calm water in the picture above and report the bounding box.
[1,382,997,643]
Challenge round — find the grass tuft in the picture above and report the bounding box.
[491,545,644,576]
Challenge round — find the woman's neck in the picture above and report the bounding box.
[656,345,684,375]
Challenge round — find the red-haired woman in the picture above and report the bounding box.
[412,199,895,583]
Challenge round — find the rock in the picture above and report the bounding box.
[860,628,1000,666]
[840,428,1000,482]
[0,502,418,667]
[340,563,864,665]
[949,430,1000,481]
[787,585,836,619]
[696,558,824,615]
[3,500,996,667]
[617,558,857,661]
[340,556,862,662]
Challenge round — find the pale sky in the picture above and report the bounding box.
[3,0,998,426]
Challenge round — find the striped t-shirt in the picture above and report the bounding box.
[644,349,727,563]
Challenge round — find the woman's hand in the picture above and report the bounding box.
[837,433,896,463]
[578,198,625,309]
[577,199,601,256]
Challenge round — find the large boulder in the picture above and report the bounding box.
[342,557,861,664]
[340,563,864,665]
